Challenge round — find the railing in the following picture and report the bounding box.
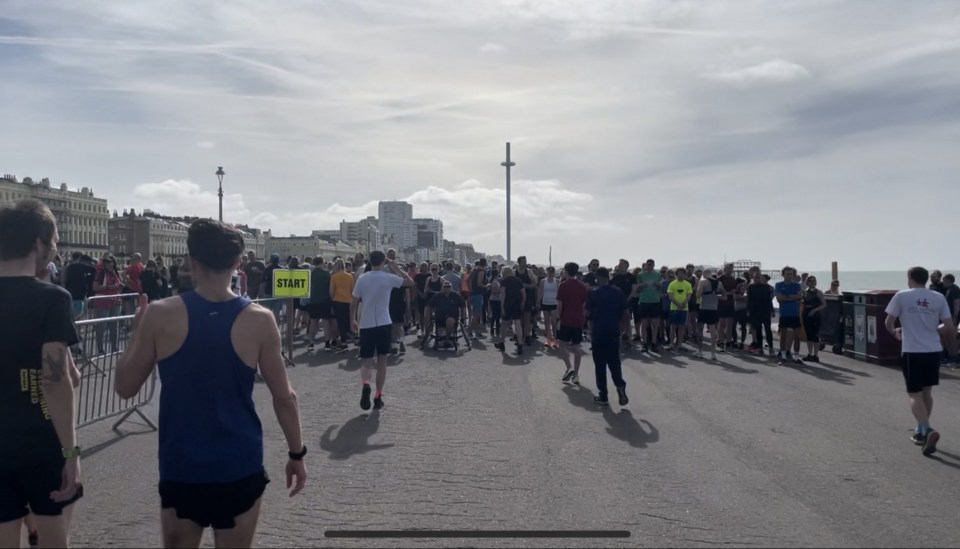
[73,314,158,431]
[250,297,298,368]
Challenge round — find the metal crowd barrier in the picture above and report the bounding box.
[249,297,297,368]
[73,314,158,431]
[79,292,142,321]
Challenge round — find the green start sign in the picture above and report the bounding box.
[273,269,311,298]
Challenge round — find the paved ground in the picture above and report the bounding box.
[69,332,960,548]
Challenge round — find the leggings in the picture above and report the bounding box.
[333,302,352,341]
[489,301,502,335]
[803,313,821,342]
[751,314,773,350]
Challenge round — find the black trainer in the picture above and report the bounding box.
[911,431,926,445]
[360,384,372,411]
[617,387,629,406]
[594,396,610,406]
[923,430,940,456]
[562,369,575,383]
[373,397,384,410]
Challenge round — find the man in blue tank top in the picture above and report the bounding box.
[115,220,307,548]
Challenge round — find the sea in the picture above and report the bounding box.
[794,271,959,292]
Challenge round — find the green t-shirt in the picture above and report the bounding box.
[667,279,693,310]
[637,271,662,303]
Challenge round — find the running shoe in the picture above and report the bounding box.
[594,396,610,406]
[923,430,940,456]
[360,384,372,411]
[306,343,315,354]
[516,344,523,355]
[562,369,575,383]
[617,387,629,406]
[399,341,406,353]
[694,351,703,359]
[373,397,384,410]
[632,335,642,342]
[494,342,506,351]
[710,352,717,361]
[792,355,804,365]
[911,431,926,445]
[808,355,819,363]
[572,374,580,385]
[390,346,399,356]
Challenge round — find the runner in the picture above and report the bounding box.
[884,266,956,456]
[0,200,83,549]
[515,256,538,346]
[115,219,307,547]
[733,271,749,349]
[696,269,720,360]
[611,260,637,348]
[260,254,283,325]
[667,267,693,353]
[557,262,588,385]
[385,249,409,355]
[62,252,96,318]
[582,259,600,289]
[350,251,415,411]
[412,263,431,333]
[468,259,488,340]
[487,269,502,340]
[659,269,674,347]
[636,259,662,353]
[585,268,629,406]
[494,266,526,355]
[747,271,775,356]
[801,275,826,362]
[539,266,560,348]
[717,263,737,350]
[775,266,804,365]
[329,259,354,351]
[942,274,960,367]
[685,263,700,343]
[305,257,335,354]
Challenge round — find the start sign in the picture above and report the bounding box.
[272,268,311,298]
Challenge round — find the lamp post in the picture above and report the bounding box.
[215,166,225,222]
[500,143,515,262]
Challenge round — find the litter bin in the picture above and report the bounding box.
[842,290,900,365]
[822,294,844,353]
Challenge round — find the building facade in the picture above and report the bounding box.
[412,218,443,254]
[0,174,110,259]
[108,210,189,262]
[378,201,414,249]
[235,225,267,259]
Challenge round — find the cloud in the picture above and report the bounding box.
[479,42,505,54]
[705,59,812,84]
[196,140,215,149]
[131,179,249,220]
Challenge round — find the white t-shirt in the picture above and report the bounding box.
[353,269,404,329]
[885,288,951,353]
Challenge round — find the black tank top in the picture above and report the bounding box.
[803,288,822,310]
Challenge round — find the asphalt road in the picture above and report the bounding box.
[69,334,960,548]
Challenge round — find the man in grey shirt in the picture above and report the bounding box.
[441,261,461,292]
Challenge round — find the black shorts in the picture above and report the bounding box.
[503,305,523,321]
[779,316,801,329]
[305,302,333,320]
[699,309,719,325]
[638,302,661,320]
[718,301,735,318]
[541,304,557,312]
[688,301,700,312]
[0,454,84,522]
[735,308,748,323]
[524,299,538,313]
[390,302,406,325]
[359,325,393,358]
[159,470,269,530]
[659,307,670,320]
[557,325,584,345]
[902,352,940,393]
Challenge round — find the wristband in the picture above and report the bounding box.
[62,446,81,458]
[289,445,307,461]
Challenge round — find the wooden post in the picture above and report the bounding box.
[831,261,838,282]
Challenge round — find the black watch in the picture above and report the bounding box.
[288,445,307,461]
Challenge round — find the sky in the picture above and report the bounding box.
[2,0,959,270]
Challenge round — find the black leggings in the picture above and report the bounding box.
[489,301,502,335]
[333,302,352,341]
[751,314,773,349]
[803,313,821,342]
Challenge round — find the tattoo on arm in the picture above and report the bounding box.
[42,345,68,383]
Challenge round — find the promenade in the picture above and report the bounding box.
[70,338,960,548]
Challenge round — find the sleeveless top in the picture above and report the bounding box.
[157,291,263,483]
[803,288,822,314]
[541,278,559,306]
[700,278,720,311]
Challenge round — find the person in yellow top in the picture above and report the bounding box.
[667,266,693,352]
[329,258,355,350]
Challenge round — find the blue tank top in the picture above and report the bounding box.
[157,291,263,483]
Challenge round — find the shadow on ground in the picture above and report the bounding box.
[319,412,395,460]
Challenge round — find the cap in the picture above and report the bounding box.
[270,253,280,262]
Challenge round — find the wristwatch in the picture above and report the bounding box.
[62,446,81,458]
[288,445,308,461]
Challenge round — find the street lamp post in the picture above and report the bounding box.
[500,143,515,262]
[215,166,225,222]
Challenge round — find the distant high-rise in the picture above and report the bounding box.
[378,201,414,248]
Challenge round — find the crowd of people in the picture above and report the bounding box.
[2,197,958,548]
